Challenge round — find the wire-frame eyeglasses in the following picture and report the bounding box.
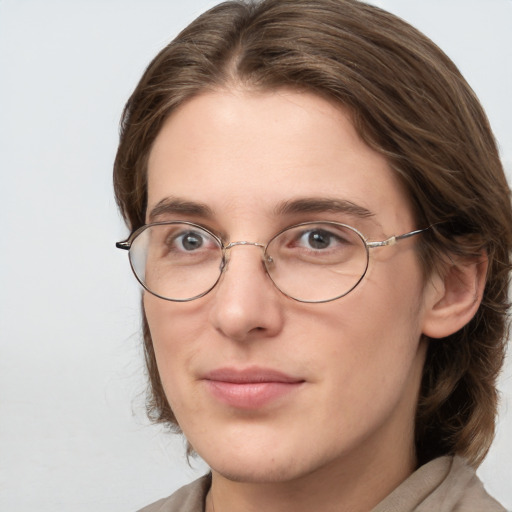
[116,220,429,303]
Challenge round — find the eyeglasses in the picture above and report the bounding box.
[116,221,428,303]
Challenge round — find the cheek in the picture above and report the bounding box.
[144,300,214,436]
[144,291,206,345]
[317,254,426,385]
[143,294,203,398]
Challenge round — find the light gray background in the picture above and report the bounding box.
[1,1,511,511]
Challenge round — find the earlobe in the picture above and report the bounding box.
[421,255,488,339]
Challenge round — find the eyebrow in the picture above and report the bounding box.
[148,197,214,222]
[148,196,375,224]
[274,197,375,219]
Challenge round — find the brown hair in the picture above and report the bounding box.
[113,0,512,466]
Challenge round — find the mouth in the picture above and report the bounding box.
[201,367,305,409]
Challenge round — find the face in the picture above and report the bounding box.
[144,89,434,485]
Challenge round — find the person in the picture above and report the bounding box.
[113,0,512,510]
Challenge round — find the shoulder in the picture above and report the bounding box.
[373,456,506,512]
[428,456,506,511]
[137,474,211,512]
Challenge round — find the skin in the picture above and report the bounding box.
[144,89,448,512]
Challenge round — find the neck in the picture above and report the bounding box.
[205,437,417,512]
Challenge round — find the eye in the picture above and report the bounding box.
[299,229,336,250]
[167,229,216,252]
[296,228,348,250]
[176,231,205,251]
[267,223,363,266]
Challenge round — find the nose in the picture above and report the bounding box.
[208,243,285,342]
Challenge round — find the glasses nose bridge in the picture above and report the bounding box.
[221,240,269,273]
[224,240,266,251]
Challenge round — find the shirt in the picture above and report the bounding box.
[137,456,506,512]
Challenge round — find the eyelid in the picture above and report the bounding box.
[171,230,220,252]
[296,225,354,243]
[278,213,377,235]
[161,220,226,244]
[150,219,367,248]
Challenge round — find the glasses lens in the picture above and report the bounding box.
[265,222,369,302]
[128,223,223,301]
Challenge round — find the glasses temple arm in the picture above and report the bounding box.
[395,227,429,241]
[367,227,430,248]
[116,241,131,250]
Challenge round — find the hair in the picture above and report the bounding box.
[113,0,512,467]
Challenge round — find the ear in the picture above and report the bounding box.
[421,254,488,339]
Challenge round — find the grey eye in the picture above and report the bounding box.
[305,230,332,249]
[179,231,204,251]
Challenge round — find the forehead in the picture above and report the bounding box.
[146,89,414,234]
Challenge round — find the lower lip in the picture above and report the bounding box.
[204,380,303,409]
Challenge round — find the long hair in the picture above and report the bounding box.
[113,0,512,466]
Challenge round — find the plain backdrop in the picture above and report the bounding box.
[0,1,511,511]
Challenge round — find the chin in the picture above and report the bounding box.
[209,458,310,484]
[194,434,340,485]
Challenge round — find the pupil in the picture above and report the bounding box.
[309,230,330,249]
[182,232,203,250]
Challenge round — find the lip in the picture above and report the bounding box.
[202,367,305,409]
